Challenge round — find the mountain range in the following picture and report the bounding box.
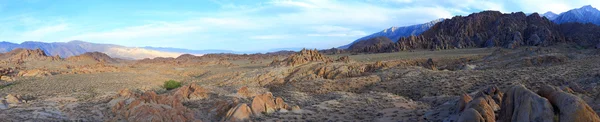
[550,5,600,25]
[0,41,184,60]
[338,18,443,49]
[342,5,600,49]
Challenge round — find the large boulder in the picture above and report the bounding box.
[538,85,600,122]
[222,104,252,122]
[457,108,485,122]
[498,85,555,122]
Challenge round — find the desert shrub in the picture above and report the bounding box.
[163,80,182,90]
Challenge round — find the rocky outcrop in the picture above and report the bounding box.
[174,84,209,101]
[110,89,197,122]
[348,36,394,53]
[498,85,555,122]
[66,52,118,63]
[538,85,600,122]
[270,49,332,67]
[222,93,295,121]
[0,48,60,63]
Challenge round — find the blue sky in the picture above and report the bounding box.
[0,0,597,51]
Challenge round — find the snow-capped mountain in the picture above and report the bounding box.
[542,11,558,20]
[338,18,444,49]
[552,5,600,25]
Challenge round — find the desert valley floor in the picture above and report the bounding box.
[1,46,600,122]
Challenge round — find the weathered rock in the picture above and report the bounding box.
[457,93,473,112]
[174,84,208,101]
[464,97,495,122]
[498,84,555,122]
[457,108,485,122]
[250,95,266,116]
[423,58,437,70]
[222,104,252,122]
[110,90,196,122]
[538,85,600,122]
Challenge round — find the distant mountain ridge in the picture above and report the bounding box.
[0,41,183,60]
[542,11,558,20]
[550,5,600,25]
[338,18,444,49]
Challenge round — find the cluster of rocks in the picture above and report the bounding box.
[441,84,600,122]
[221,92,300,122]
[109,84,208,122]
[335,56,351,63]
[270,49,333,67]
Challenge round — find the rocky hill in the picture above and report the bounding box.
[0,48,60,63]
[66,52,118,63]
[348,36,394,53]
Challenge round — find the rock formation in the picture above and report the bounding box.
[174,84,209,101]
[109,89,196,122]
[538,85,600,122]
[498,85,555,122]
[269,49,333,67]
[222,104,252,122]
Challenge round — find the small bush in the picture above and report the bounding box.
[163,80,182,90]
